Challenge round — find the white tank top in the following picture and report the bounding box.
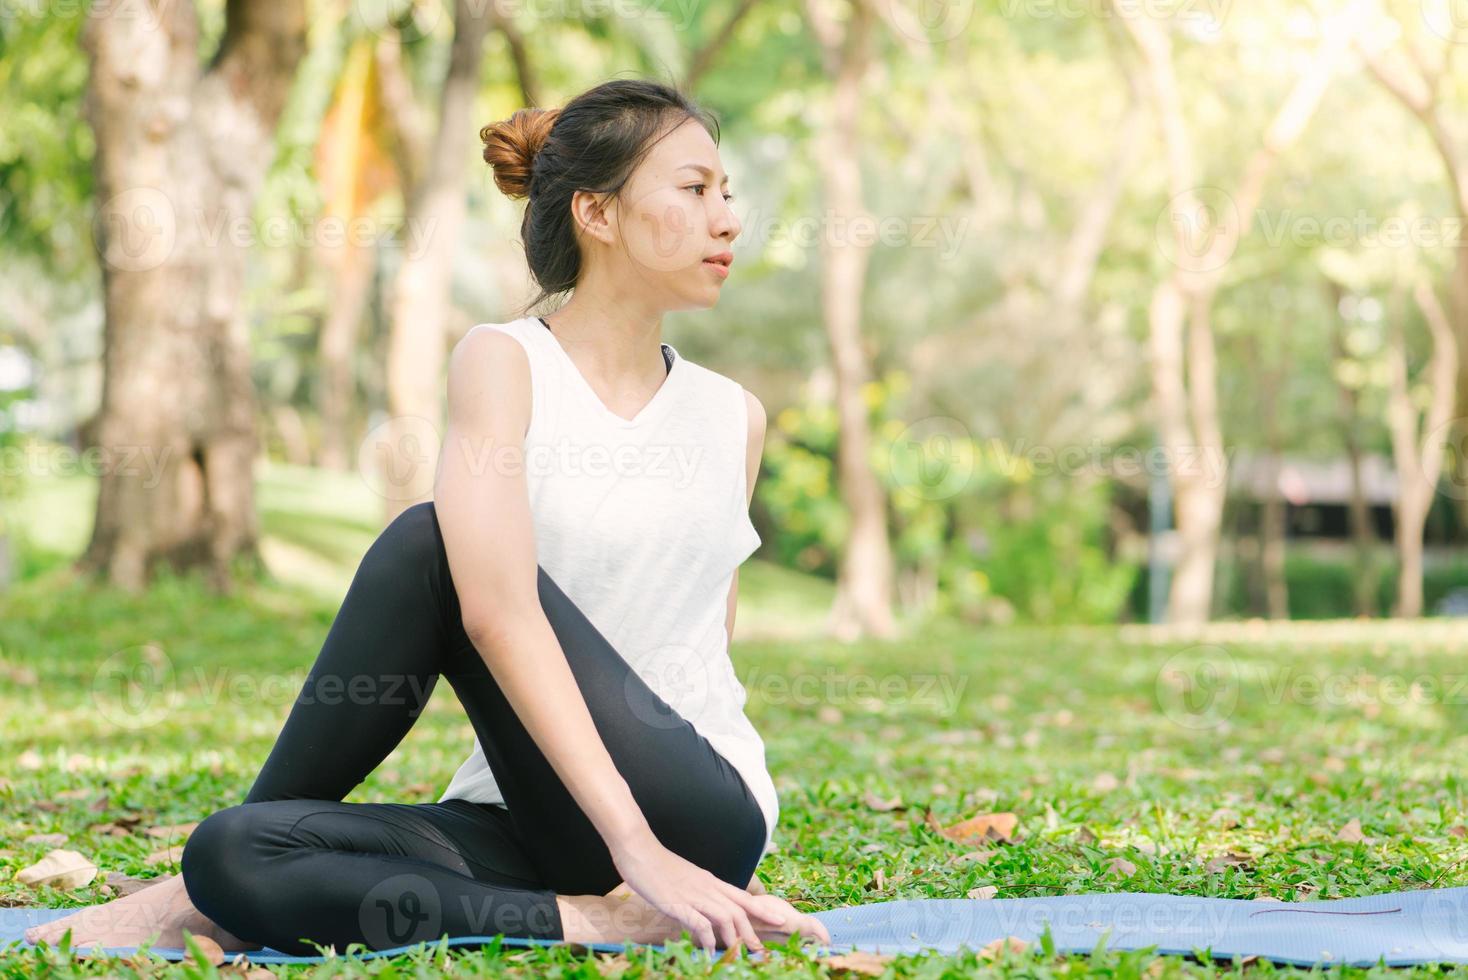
[438,315,779,860]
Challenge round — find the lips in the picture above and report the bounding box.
[703,251,734,269]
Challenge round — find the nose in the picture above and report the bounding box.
[710,194,740,244]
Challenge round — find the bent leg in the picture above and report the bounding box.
[242,501,453,805]
[423,507,768,897]
[180,798,563,955]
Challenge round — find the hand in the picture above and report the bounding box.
[743,892,832,948]
[610,836,788,954]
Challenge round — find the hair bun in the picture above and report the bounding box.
[481,107,560,199]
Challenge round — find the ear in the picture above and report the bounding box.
[570,188,615,247]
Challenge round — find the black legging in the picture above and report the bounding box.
[179,500,768,955]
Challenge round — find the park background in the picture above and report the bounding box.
[6,0,1468,975]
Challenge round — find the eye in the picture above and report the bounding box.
[688,183,736,203]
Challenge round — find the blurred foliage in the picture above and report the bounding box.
[758,370,1138,625]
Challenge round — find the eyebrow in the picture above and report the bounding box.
[677,163,730,185]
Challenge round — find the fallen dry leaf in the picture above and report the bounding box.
[1205,852,1253,873]
[23,833,68,846]
[818,951,895,976]
[587,953,631,978]
[862,791,903,812]
[106,871,174,898]
[145,822,200,840]
[16,848,98,890]
[1092,772,1120,792]
[1449,825,1467,838]
[928,809,1020,846]
[978,936,1029,959]
[967,885,998,899]
[144,842,186,867]
[954,849,998,863]
[1106,857,1137,877]
[1336,818,1365,843]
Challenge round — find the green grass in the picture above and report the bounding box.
[3,464,1468,977]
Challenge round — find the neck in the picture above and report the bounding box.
[540,288,668,382]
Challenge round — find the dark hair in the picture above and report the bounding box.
[480,78,720,313]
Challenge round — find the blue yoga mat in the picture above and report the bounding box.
[5,887,1468,966]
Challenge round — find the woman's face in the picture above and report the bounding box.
[588,117,742,312]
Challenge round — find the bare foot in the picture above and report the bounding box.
[22,874,255,952]
[559,886,829,950]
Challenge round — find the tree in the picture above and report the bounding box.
[803,0,896,640]
[79,0,307,592]
[1385,279,1457,616]
[1109,0,1362,624]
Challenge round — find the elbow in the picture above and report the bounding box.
[462,612,505,649]
[461,605,536,653]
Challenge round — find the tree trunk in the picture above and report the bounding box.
[318,238,375,470]
[1254,338,1289,620]
[77,0,306,593]
[1114,0,1356,624]
[1385,280,1459,618]
[379,0,493,521]
[1328,280,1378,616]
[805,0,895,640]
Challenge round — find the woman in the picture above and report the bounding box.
[25,78,830,957]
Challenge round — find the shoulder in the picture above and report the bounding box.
[450,323,532,383]
[446,323,533,432]
[741,387,766,444]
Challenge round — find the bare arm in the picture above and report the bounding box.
[724,388,766,647]
[433,327,653,850]
[727,388,766,894]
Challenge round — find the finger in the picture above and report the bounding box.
[707,905,740,953]
[741,892,790,925]
[728,903,765,953]
[688,913,716,956]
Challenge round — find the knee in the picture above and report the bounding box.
[373,501,441,570]
[180,805,268,924]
